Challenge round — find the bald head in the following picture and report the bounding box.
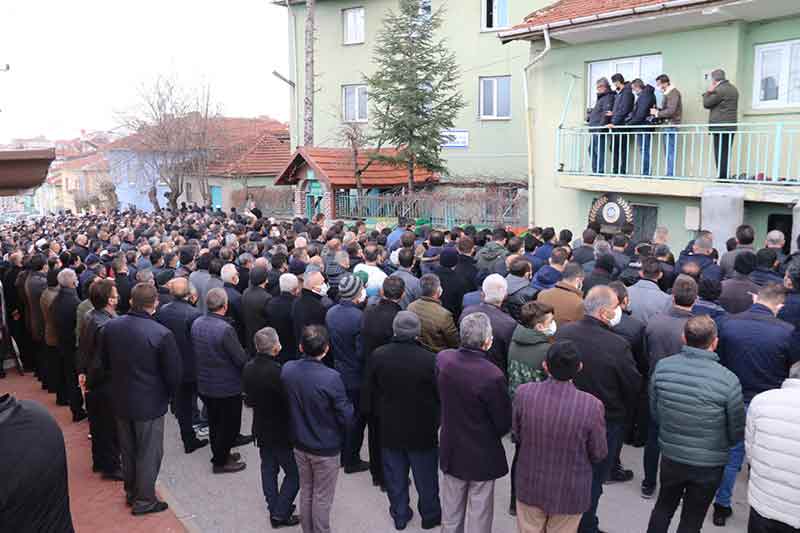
[168,277,191,300]
[304,271,325,291]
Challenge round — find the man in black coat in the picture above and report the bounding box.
[434,248,472,320]
[626,79,657,176]
[242,266,271,355]
[242,327,300,529]
[221,263,245,346]
[360,276,405,489]
[556,285,641,533]
[291,271,331,366]
[24,254,48,384]
[77,279,122,480]
[99,282,182,515]
[453,237,478,293]
[266,273,300,364]
[52,269,86,422]
[155,277,208,453]
[112,256,132,315]
[363,311,441,530]
[609,73,635,174]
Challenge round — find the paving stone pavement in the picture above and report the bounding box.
[159,404,750,533]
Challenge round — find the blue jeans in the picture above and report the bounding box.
[637,132,653,175]
[382,447,441,528]
[591,133,607,174]
[715,403,749,507]
[643,421,660,489]
[664,128,677,176]
[260,445,300,521]
[580,421,624,533]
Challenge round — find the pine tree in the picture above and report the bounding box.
[365,0,465,191]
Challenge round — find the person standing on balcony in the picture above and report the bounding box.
[608,73,635,175]
[651,75,682,177]
[626,79,657,176]
[703,69,739,180]
[588,78,615,174]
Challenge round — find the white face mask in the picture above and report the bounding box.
[608,306,623,327]
[544,320,558,337]
[316,283,329,297]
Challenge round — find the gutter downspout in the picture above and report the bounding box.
[286,0,302,147]
[522,27,551,226]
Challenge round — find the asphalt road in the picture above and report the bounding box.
[158,405,750,533]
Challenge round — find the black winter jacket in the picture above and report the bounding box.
[156,299,202,382]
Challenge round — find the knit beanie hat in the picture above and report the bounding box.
[339,274,364,300]
[393,311,421,340]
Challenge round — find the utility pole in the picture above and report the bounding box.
[303,0,315,146]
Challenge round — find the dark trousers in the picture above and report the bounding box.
[712,130,735,179]
[510,441,520,505]
[611,130,629,174]
[202,394,242,466]
[382,447,441,527]
[86,384,120,473]
[117,415,165,512]
[367,415,383,486]
[342,388,367,467]
[32,340,45,382]
[580,421,624,533]
[46,345,63,397]
[175,381,199,445]
[61,348,83,416]
[591,134,607,174]
[643,421,660,489]
[259,445,300,521]
[749,508,800,533]
[646,456,724,533]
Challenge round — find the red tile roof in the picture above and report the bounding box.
[276,147,437,188]
[57,153,109,173]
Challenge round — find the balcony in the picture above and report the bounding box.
[555,122,800,203]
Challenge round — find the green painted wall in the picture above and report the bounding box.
[287,0,551,182]
[527,16,800,236]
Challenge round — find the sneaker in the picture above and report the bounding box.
[641,483,656,499]
[195,425,209,438]
[713,504,732,527]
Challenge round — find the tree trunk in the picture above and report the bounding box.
[303,0,316,146]
[147,184,161,212]
[406,156,415,193]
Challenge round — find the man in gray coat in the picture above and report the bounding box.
[703,69,739,179]
[390,248,421,310]
[646,315,744,533]
[627,257,671,325]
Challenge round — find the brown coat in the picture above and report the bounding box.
[408,296,459,354]
[40,287,60,348]
[537,282,585,326]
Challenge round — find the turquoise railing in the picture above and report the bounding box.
[555,122,800,184]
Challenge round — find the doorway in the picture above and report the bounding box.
[767,214,793,256]
[632,204,658,245]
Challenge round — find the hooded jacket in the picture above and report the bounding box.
[531,265,562,292]
[504,274,538,321]
[507,325,550,398]
[475,242,508,276]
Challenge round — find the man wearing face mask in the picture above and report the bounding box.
[555,286,641,533]
[325,274,371,474]
[291,271,332,367]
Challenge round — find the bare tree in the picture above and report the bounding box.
[304,0,316,146]
[337,122,388,216]
[115,77,219,211]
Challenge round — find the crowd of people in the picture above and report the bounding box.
[0,206,799,533]
[588,68,738,179]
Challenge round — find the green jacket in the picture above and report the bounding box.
[650,345,745,467]
[703,80,739,126]
[507,325,550,399]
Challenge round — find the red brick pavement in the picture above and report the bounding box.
[2,372,187,533]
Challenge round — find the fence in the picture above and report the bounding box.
[334,190,522,228]
[556,122,800,183]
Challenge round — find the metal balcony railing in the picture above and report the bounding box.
[555,122,800,184]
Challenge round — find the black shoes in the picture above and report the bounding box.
[713,504,732,526]
[344,460,370,474]
[509,500,517,516]
[606,466,634,484]
[132,500,169,516]
[212,458,246,474]
[233,434,254,447]
[394,510,413,530]
[270,515,300,529]
[184,438,209,454]
[101,469,124,481]
[421,517,441,530]
[641,482,656,499]
[72,410,88,423]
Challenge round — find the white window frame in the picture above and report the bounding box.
[479,76,512,120]
[753,39,800,109]
[481,0,510,31]
[342,7,365,45]
[342,84,368,123]
[586,54,663,107]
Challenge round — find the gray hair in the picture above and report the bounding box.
[711,68,726,82]
[57,268,77,288]
[254,327,280,354]
[482,274,507,305]
[279,273,299,293]
[595,239,612,257]
[460,312,493,350]
[206,287,228,312]
[221,263,238,284]
[225,234,238,248]
[334,250,349,266]
[583,286,618,317]
[238,252,254,267]
[694,236,713,252]
[766,230,785,246]
[596,76,611,89]
[136,269,154,284]
[419,274,441,298]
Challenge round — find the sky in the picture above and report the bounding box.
[0,0,291,144]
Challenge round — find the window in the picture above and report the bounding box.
[753,39,800,108]
[480,76,511,119]
[587,54,663,106]
[482,0,509,30]
[343,7,365,45]
[343,84,368,122]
